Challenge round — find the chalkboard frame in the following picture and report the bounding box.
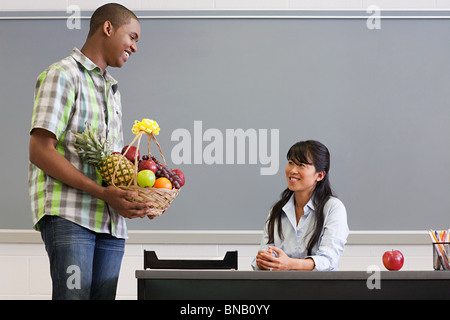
[1,10,450,231]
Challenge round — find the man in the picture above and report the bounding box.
[29,3,150,299]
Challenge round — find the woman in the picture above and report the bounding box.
[252,140,349,271]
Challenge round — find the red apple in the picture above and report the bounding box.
[382,250,404,271]
[122,145,140,164]
[172,169,185,187]
[139,159,157,173]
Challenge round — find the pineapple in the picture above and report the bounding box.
[73,124,135,186]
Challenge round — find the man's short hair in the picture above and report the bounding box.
[88,3,139,37]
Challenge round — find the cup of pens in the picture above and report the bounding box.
[433,242,450,270]
[428,229,450,270]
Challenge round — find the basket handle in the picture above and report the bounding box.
[147,132,166,166]
[111,131,166,188]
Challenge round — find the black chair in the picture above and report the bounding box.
[143,250,238,270]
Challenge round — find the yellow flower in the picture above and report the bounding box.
[132,118,160,135]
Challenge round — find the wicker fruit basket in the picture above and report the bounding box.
[112,119,180,216]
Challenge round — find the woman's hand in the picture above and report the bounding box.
[256,246,315,271]
[256,246,291,271]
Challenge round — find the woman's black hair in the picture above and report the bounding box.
[266,140,335,255]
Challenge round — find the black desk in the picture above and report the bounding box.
[136,270,450,300]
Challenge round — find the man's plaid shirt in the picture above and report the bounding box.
[29,47,128,238]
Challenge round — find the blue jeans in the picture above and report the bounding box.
[39,215,125,300]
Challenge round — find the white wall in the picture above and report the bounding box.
[0,230,434,299]
[1,0,450,11]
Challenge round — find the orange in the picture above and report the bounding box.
[153,177,172,189]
